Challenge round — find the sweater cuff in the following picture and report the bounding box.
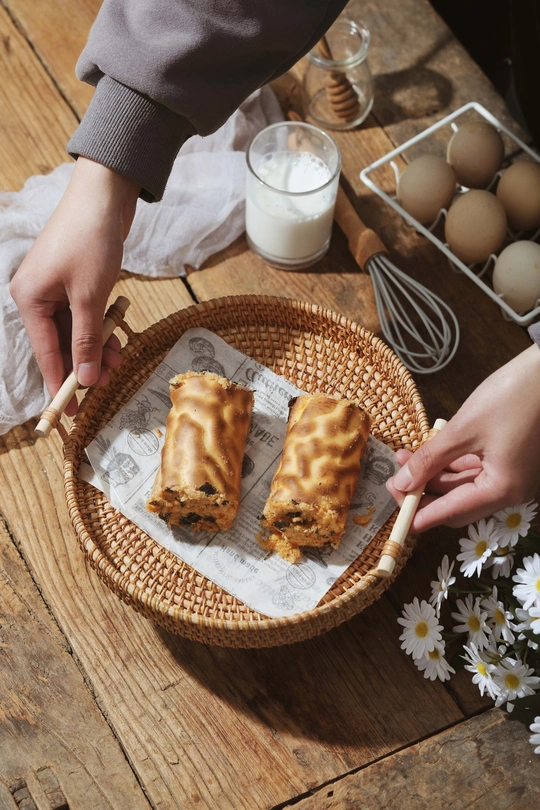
[67,75,195,202]
[529,321,540,348]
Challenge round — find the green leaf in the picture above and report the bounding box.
[505,692,540,727]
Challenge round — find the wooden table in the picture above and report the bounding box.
[1,2,538,808]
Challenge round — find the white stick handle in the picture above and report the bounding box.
[35,296,130,439]
[375,418,448,578]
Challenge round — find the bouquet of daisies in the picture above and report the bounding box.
[398,500,540,756]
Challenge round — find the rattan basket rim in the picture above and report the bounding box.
[63,294,429,636]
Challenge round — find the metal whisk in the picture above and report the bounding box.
[334,187,459,374]
[285,111,459,373]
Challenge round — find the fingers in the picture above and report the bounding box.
[385,466,482,512]
[407,477,508,532]
[390,423,472,494]
[19,306,67,399]
[70,299,108,387]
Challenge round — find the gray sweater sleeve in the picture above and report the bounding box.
[68,0,348,201]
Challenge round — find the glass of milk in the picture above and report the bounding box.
[246,122,341,269]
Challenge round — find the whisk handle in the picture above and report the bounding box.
[335,186,388,272]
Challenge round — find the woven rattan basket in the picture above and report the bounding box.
[63,295,429,647]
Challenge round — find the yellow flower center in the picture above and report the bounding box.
[477,662,488,677]
[504,673,521,690]
[494,608,506,625]
[428,648,441,661]
[496,546,510,556]
[475,540,488,557]
[505,513,522,529]
[536,579,540,593]
[468,615,481,632]
[415,621,429,638]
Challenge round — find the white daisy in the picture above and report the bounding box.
[530,606,540,634]
[429,555,456,615]
[397,598,443,660]
[513,553,540,610]
[452,593,491,649]
[462,642,498,699]
[493,658,540,712]
[483,545,515,579]
[481,587,515,644]
[493,501,538,547]
[514,607,540,650]
[483,632,508,658]
[415,641,455,682]
[456,519,498,577]
[530,717,540,754]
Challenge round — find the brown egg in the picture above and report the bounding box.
[496,160,540,232]
[397,155,456,225]
[444,190,507,265]
[493,241,540,312]
[447,122,504,188]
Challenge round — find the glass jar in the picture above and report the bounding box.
[303,18,373,131]
[245,122,341,270]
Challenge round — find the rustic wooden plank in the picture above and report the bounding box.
[0,417,464,809]
[289,708,539,809]
[3,0,100,118]
[0,518,151,810]
[352,0,524,153]
[114,272,195,333]
[189,5,531,721]
[188,230,381,335]
[0,4,78,190]
[0,1,523,805]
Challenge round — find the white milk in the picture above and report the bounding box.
[246,150,337,264]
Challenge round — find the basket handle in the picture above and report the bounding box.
[375,418,448,578]
[35,296,131,439]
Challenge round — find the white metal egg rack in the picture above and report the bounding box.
[360,101,540,327]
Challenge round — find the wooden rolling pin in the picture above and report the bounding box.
[35,296,130,439]
[375,418,448,578]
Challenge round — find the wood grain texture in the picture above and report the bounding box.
[0,518,151,810]
[189,1,532,721]
[3,0,101,118]
[0,418,464,809]
[289,709,539,810]
[0,4,78,190]
[0,0,531,805]
[114,273,195,334]
[188,230,381,336]
[348,0,524,152]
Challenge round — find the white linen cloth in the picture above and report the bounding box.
[0,87,283,435]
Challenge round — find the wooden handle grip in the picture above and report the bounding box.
[334,187,387,270]
[375,418,448,578]
[35,296,131,439]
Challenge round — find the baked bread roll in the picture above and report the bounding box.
[147,371,254,531]
[258,393,370,562]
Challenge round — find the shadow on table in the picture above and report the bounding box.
[153,593,460,749]
[370,33,454,128]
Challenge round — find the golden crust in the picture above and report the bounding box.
[147,371,254,531]
[258,394,370,561]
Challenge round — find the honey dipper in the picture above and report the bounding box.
[318,35,360,122]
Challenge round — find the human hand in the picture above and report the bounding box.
[10,157,140,415]
[386,344,540,531]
